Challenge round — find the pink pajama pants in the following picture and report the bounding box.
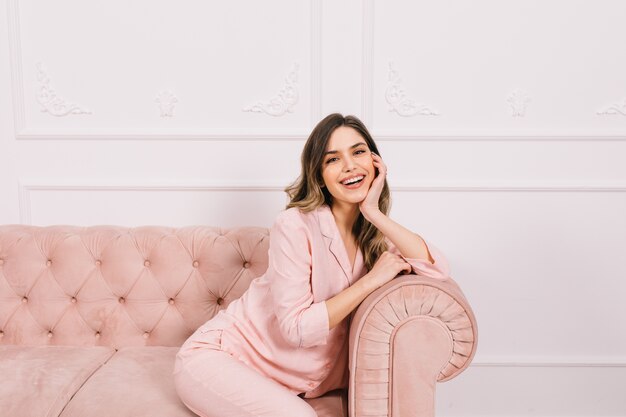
[173,330,317,417]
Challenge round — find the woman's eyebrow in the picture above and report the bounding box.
[324,142,368,155]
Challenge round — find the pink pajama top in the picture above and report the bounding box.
[179,204,451,398]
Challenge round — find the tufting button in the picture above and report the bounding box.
[143,331,150,339]
[95,260,102,266]
[0,330,3,336]
[308,382,315,388]
[46,260,52,266]
[119,297,125,304]
[144,260,151,267]
[243,261,250,268]
[325,363,331,370]
[216,297,224,305]
[168,298,175,305]
[47,331,53,338]
[95,331,101,338]
[193,260,199,268]
[22,296,28,303]
[71,297,77,303]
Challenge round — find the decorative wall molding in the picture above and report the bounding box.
[597,98,626,116]
[35,62,92,117]
[17,180,289,225]
[507,88,531,117]
[242,63,299,117]
[359,0,626,140]
[12,128,626,141]
[386,62,439,117]
[7,0,26,134]
[7,0,322,140]
[154,91,179,118]
[6,0,626,142]
[361,0,375,126]
[367,130,626,141]
[472,355,626,367]
[19,179,626,224]
[309,0,322,127]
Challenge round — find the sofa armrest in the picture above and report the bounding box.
[347,275,478,417]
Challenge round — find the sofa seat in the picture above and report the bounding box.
[0,344,347,417]
[60,346,196,417]
[0,345,115,417]
[59,346,347,417]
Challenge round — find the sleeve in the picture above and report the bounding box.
[385,236,451,279]
[266,212,330,348]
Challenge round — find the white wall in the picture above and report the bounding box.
[1,0,626,415]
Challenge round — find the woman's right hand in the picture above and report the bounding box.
[327,251,412,330]
[361,251,412,293]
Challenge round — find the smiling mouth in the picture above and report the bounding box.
[340,175,365,185]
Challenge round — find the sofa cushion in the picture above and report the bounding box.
[60,346,347,417]
[0,345,115,417]
[60,346,195,417]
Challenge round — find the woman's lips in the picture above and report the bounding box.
[341,178,365,190]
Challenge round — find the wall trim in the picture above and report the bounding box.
[7,0,26,138]
[370,130,626,141]
[361,0,374,127]
[15,127,313,141]
[310,0,322,124]
[13,128,626,141]
[471,356,626,367]
[19,179,626,223]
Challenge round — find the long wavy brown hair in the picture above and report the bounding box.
[285,113,391,271]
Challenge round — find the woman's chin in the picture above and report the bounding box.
[333,192,367,205]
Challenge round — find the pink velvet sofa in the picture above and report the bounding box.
[0,224,477,417]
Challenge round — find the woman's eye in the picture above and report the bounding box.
[326,157,338,163]
[355,149,366,155]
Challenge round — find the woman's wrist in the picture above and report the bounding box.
[360,207,384,224]
[355,272,379,295]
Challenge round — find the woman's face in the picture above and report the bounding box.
[320,126,376,206]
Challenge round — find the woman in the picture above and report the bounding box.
[173,113,450,417]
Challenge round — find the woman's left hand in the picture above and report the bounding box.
[359,151,387,220]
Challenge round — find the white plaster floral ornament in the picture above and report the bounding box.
[36,62,92,117]
[155,91,179,118]
[507,88,531,117]
[596,99,626,116]
[386,62,439,117]
[242,63,299,117]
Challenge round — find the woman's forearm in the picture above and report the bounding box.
[364,210,433,263]
[325,211,435,330]
[325,277,375,330]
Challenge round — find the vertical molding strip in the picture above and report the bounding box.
[7,0,26,137]
[17,180,32,224]
[361,0,375,126]
[310,0,322,126]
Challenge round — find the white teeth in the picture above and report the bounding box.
[342,175,364,185]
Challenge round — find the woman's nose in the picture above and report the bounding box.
[343,156,356,171]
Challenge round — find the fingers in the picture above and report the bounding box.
[371,152,387,176]
[385,252,412,274]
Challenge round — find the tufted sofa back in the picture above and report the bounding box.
[0,225,270,349]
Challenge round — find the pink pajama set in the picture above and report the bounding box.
[173,205,450,417]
